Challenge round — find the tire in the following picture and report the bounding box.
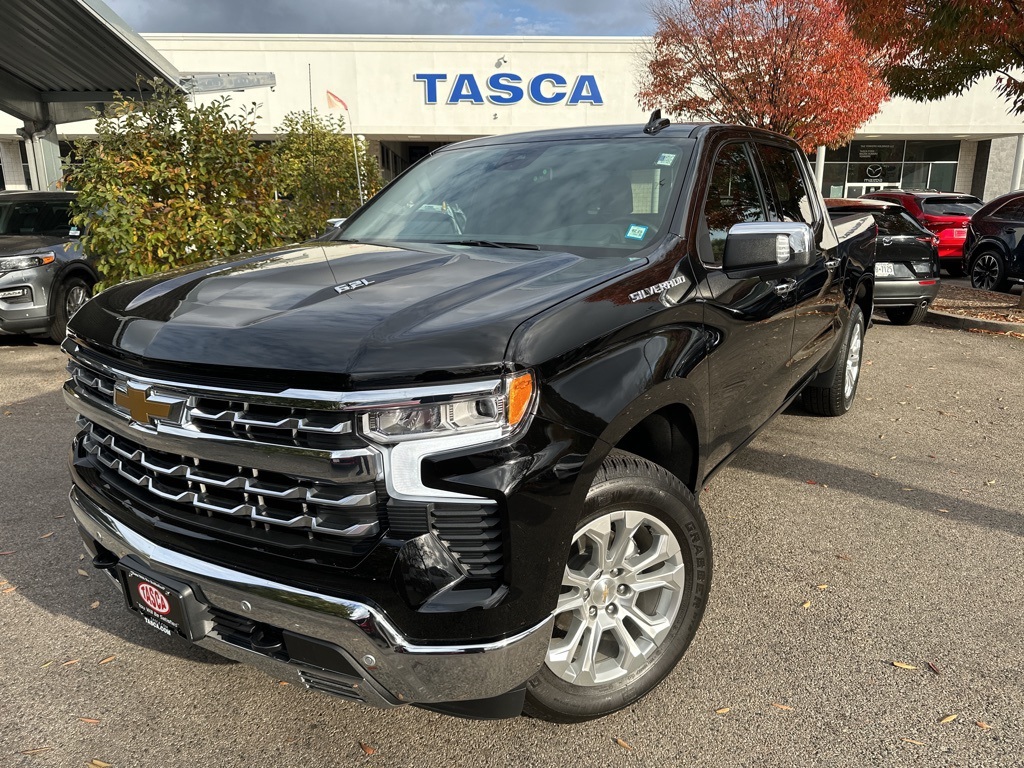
[944,263,964,278]
[48,276,92,343]
[524,450,712,723]
[801,304,864,417]
[970,251,1008,292]
[885,304,929,326]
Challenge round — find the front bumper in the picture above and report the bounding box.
[70,485,553,713]
[0,267,52,335]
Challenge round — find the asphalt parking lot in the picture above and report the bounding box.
[1,321,1022,768]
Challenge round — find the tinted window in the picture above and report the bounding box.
[702,143,767,263]
[873,211,929,236]
[993,198,1024,221]
[757,144,816,226]
[920,196,981,216]
[0,201,72,236]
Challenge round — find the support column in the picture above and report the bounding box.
[19,121,63,191]
[814,146,826,193]
[1012,134,1024,191]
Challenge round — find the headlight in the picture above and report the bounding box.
[360,371,535,444]
[0,252,56,272]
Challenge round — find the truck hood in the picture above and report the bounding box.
[70,240,637,386]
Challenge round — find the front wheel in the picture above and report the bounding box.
[524,450,712,723]
[801,304,865,417]
[48,275,92,343]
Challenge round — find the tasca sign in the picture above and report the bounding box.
[414,73,603,105]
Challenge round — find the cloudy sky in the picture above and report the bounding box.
[104,0,653,36]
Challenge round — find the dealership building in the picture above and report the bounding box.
[2,30,1023,200]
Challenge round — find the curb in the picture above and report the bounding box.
[925,308,1023,334]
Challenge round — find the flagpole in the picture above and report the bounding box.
[342,104,365,206]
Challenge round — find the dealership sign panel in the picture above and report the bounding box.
[415,73,603,105]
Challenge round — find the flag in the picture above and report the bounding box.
[326,90,348,111]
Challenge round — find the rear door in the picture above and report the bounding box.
[693,138,797,470]
[754,141,842,381]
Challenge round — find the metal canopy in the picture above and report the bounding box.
[0,0,187,125]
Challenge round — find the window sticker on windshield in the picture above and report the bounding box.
[625,224,649,241]
[656,153,676,166]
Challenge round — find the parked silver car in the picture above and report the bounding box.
[0,191,98,343]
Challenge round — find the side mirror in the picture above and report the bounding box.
[723,222,814,277]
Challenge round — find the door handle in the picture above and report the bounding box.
[824,258,841,270]
[773,278,797,296]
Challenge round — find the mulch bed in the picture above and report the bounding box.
[930,283,1024,325]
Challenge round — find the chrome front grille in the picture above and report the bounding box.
[81,421,381,539]
[67,359,358,452]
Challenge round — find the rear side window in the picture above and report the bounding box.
[757,144,816,226]
[873,211,929,236]
[992,198,1024,221]
[702,143,767,263]
[920,197,982,216]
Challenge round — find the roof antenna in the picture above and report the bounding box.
[644,109,670,135]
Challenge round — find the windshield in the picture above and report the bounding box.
[921,197,982,216]
[0,200,73,237]
[336,138,694,256]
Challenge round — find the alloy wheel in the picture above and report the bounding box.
[844,320,863,400]
[972,253,1000,291]
[65,284,89,317]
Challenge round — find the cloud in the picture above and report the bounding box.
[103,0,651,36]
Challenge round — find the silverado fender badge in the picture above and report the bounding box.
[334,278,375,295]
[629,276,687,303]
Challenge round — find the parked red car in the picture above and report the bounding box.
[861,190,983,275]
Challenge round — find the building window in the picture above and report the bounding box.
[816,139,961,196]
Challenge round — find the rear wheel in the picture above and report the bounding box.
[970,251,1008,292]
[885,304,929,326]
[524,450,711,723]
[48,276,92,343]
[802,304,864,417]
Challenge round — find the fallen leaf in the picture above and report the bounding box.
[801,600,811,609]
[19,747,52,755]
[79,717,101,724]
[901,738,925,746]
[40,532,55,539]
[817,584,828,590]
[98,655,116,665]
[837,554,852,561]
[62,659,80,667]
[87,761,113,768]
[889,455,898,460]
[613,737,632,751]
[805,480,818,485]
[0,550,14,555]
[985,479,996,485]
[358,742,377,756]
[714,707,730,714]
[772,703,793,711]
[927,661,941,676]
[0,579,7,586]
[939,714,958,724]
[3,410,11,416]
[937,508,950,514]
[54,514,66,519]
[901,488,914,491]
[40,660,54,668]
[3,586,17,594]
[277,681,289,686]
[77,568,90,578]
[892,661,917,670]
[976,721,992,730]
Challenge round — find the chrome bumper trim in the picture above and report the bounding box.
[71,486,552,705]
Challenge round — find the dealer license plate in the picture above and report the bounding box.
[874,262,895,277]
[119,565,194,639]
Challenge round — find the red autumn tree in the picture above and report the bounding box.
[842,0,1024,114]
[638,0,889,152]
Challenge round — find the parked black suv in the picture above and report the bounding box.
[0,191,97,343]
[964,190,1024,292]
[64,120,875,722]
[826,198,940,325]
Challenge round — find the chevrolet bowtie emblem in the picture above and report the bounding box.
[113,382,183,426]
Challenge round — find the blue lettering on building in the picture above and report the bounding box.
[416,73,603,106]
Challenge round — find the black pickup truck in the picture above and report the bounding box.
[63,118,875,723]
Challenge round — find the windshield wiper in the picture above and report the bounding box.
[437,239,540,250]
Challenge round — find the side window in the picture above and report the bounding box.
[995,199,1024,221]
[757,143,816,226]
[702,143,767,264]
